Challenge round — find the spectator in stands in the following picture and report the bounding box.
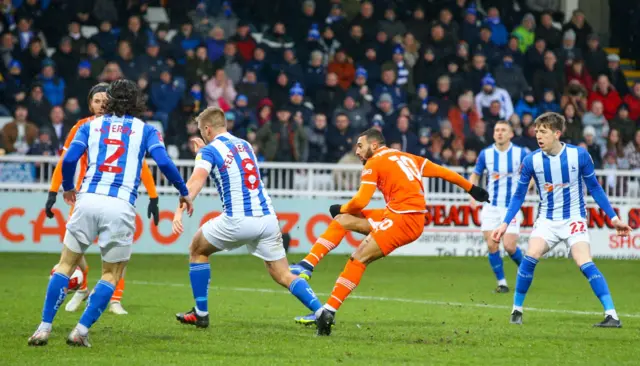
[439,8,460,44]
[583,126,603,168]
[623,82,640,121]
[609,104,636,145]
[205,68,237,110]
[325,3,348,41]
[515,88,539,119]
[256,106,307,163]
[465,52,489,94]
[280,49,304,86]
[429,23,456,62]
[5,60,28,111]
[261,22,294,64]
[484,7,508,47]
[606,54,629,97]
[389,114,418,154]
[28,127,56,156]
[584,33,608,79]
[494,52,529,101]
[25,83,50,127]
[151,68,183,129]
[137,39,169,82]
[214,42,243,85]
[21,38,46,83]
[464,120,488,155]
[351,67,373,104]
[378,5,405,40]
[175,120,201,159]
[328,48,355,91]
[63,98,82,128]
[326,112,354,163]
[189,1,215,38]
[38,59,65,107]
[91,21,118,61]
[402,32,420,69]
[51,37,79,82]
[474,25,500,67]
[561,81,589,116]
[360,46,381,87]
[373,29,393,64]
[318,25,341,66]
[434,75,454,112]
[119,15,149,56]
[624,130,640,170]
[533,50,564,100]
[536,11,562,50]
[245,46,271,84]
[461,6,480,47]
[256,98,273,127]
[230,95,257,138]
[67,20,87,55]
[606,129,627,167]
[171,22,202,64]
[563,9,593,51]
[98,61,124,83]
[350,1,376,42]
[229,21,256,64]
[561,103,582,145]
[513,13,536,53]
[115,40,141,80]
[14,16,45,52]
[206,26,226,63]
[334,90,368,133]
[293,0,318,47]
[514,121,539,152]
[373,67,406,108]
[286,83,312,125]
[439,120,455,150]
[565,58,593,90]
[2,104,38,155]
[483,101,503,131]
[153,24,174,60]
[524,37,547,83]
[583,100,609,151]
[448,92,480,142]
[212,1,238,40]
[315,72,346,117]
[269,71,291,110]
[540,89,561,113]
[303,50,326,99]
[305,113,328,163]
[0,33,17,70]
[410,84,429,116]
[475,74,513,119]
[236,69,268,111]
[47,106,67,150]
[83,42,105,80]
[508,35,526,64]
[589,74,622,120]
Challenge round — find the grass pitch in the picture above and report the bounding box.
[2,253,639,365]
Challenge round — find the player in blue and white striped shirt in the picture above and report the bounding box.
[28,80,192,347]
[171,107,322,328]
[493,112,631,328]
[470,121,526,293]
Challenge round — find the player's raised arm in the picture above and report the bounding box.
[579,148,631,237]
[144,124,192,215]
[491,155,534,242]
[420,157,490,203]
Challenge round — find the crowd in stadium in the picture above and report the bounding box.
[0,0,639,171]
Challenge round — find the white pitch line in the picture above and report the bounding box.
[129,280,640,319]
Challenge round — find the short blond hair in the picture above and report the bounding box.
[196,107,226,128]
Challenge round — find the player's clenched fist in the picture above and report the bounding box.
[491,223,508,242]
[469,185,490,203]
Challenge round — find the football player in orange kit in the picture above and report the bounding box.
[44,83,161,315]
[293,128,489,335]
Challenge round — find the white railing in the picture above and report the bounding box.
[1,156,639,204]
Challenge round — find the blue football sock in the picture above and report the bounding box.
[488,251,505,282]
[580,262,615,312]
[42,272,70,323]
[289,277,322,312]
[78,280,115,330]
[510,247,523,266]
[189,262,210,313]
[514,256,539,308]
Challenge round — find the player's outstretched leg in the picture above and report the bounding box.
[571,242,621,328]
[177,230,217,329]
[109,274,128,315]
[68,260,127,347]
[65,256,89,312]
[267,258,322,313]
[29,246,83,346]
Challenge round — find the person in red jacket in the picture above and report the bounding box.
[588,74,622,120]
[230,21,257,63]
[623,82,640,121]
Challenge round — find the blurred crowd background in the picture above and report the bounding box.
[0,0,639,174]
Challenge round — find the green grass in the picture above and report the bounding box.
[2,253,640,365]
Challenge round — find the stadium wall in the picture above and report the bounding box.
[1,192,639,259]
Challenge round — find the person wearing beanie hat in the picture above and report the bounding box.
[557,28,582,67]
[475,73,514,119]
[287,82,313,125]
[606,53,630,97]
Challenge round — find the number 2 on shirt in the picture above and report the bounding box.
[388,155,421,181]
[98,139,125,173]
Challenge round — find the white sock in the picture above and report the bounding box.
[37,322,52,332]
[605,309,619,320]
[512,305,523,313]
[498,279,508,286]
[194,306,208,317]
[75,324,89,336]
[323,304,336,313]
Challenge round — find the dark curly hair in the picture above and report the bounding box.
[104,79,146,117]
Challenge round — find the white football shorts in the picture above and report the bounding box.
[65,193,136,263]
[201,214,286,261]
[480,205,522,234]
[530,217,590,249]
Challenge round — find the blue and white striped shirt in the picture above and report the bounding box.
[194,132,274,217]
[473,143,526,208]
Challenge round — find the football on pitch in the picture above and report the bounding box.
[50,265,84,292]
